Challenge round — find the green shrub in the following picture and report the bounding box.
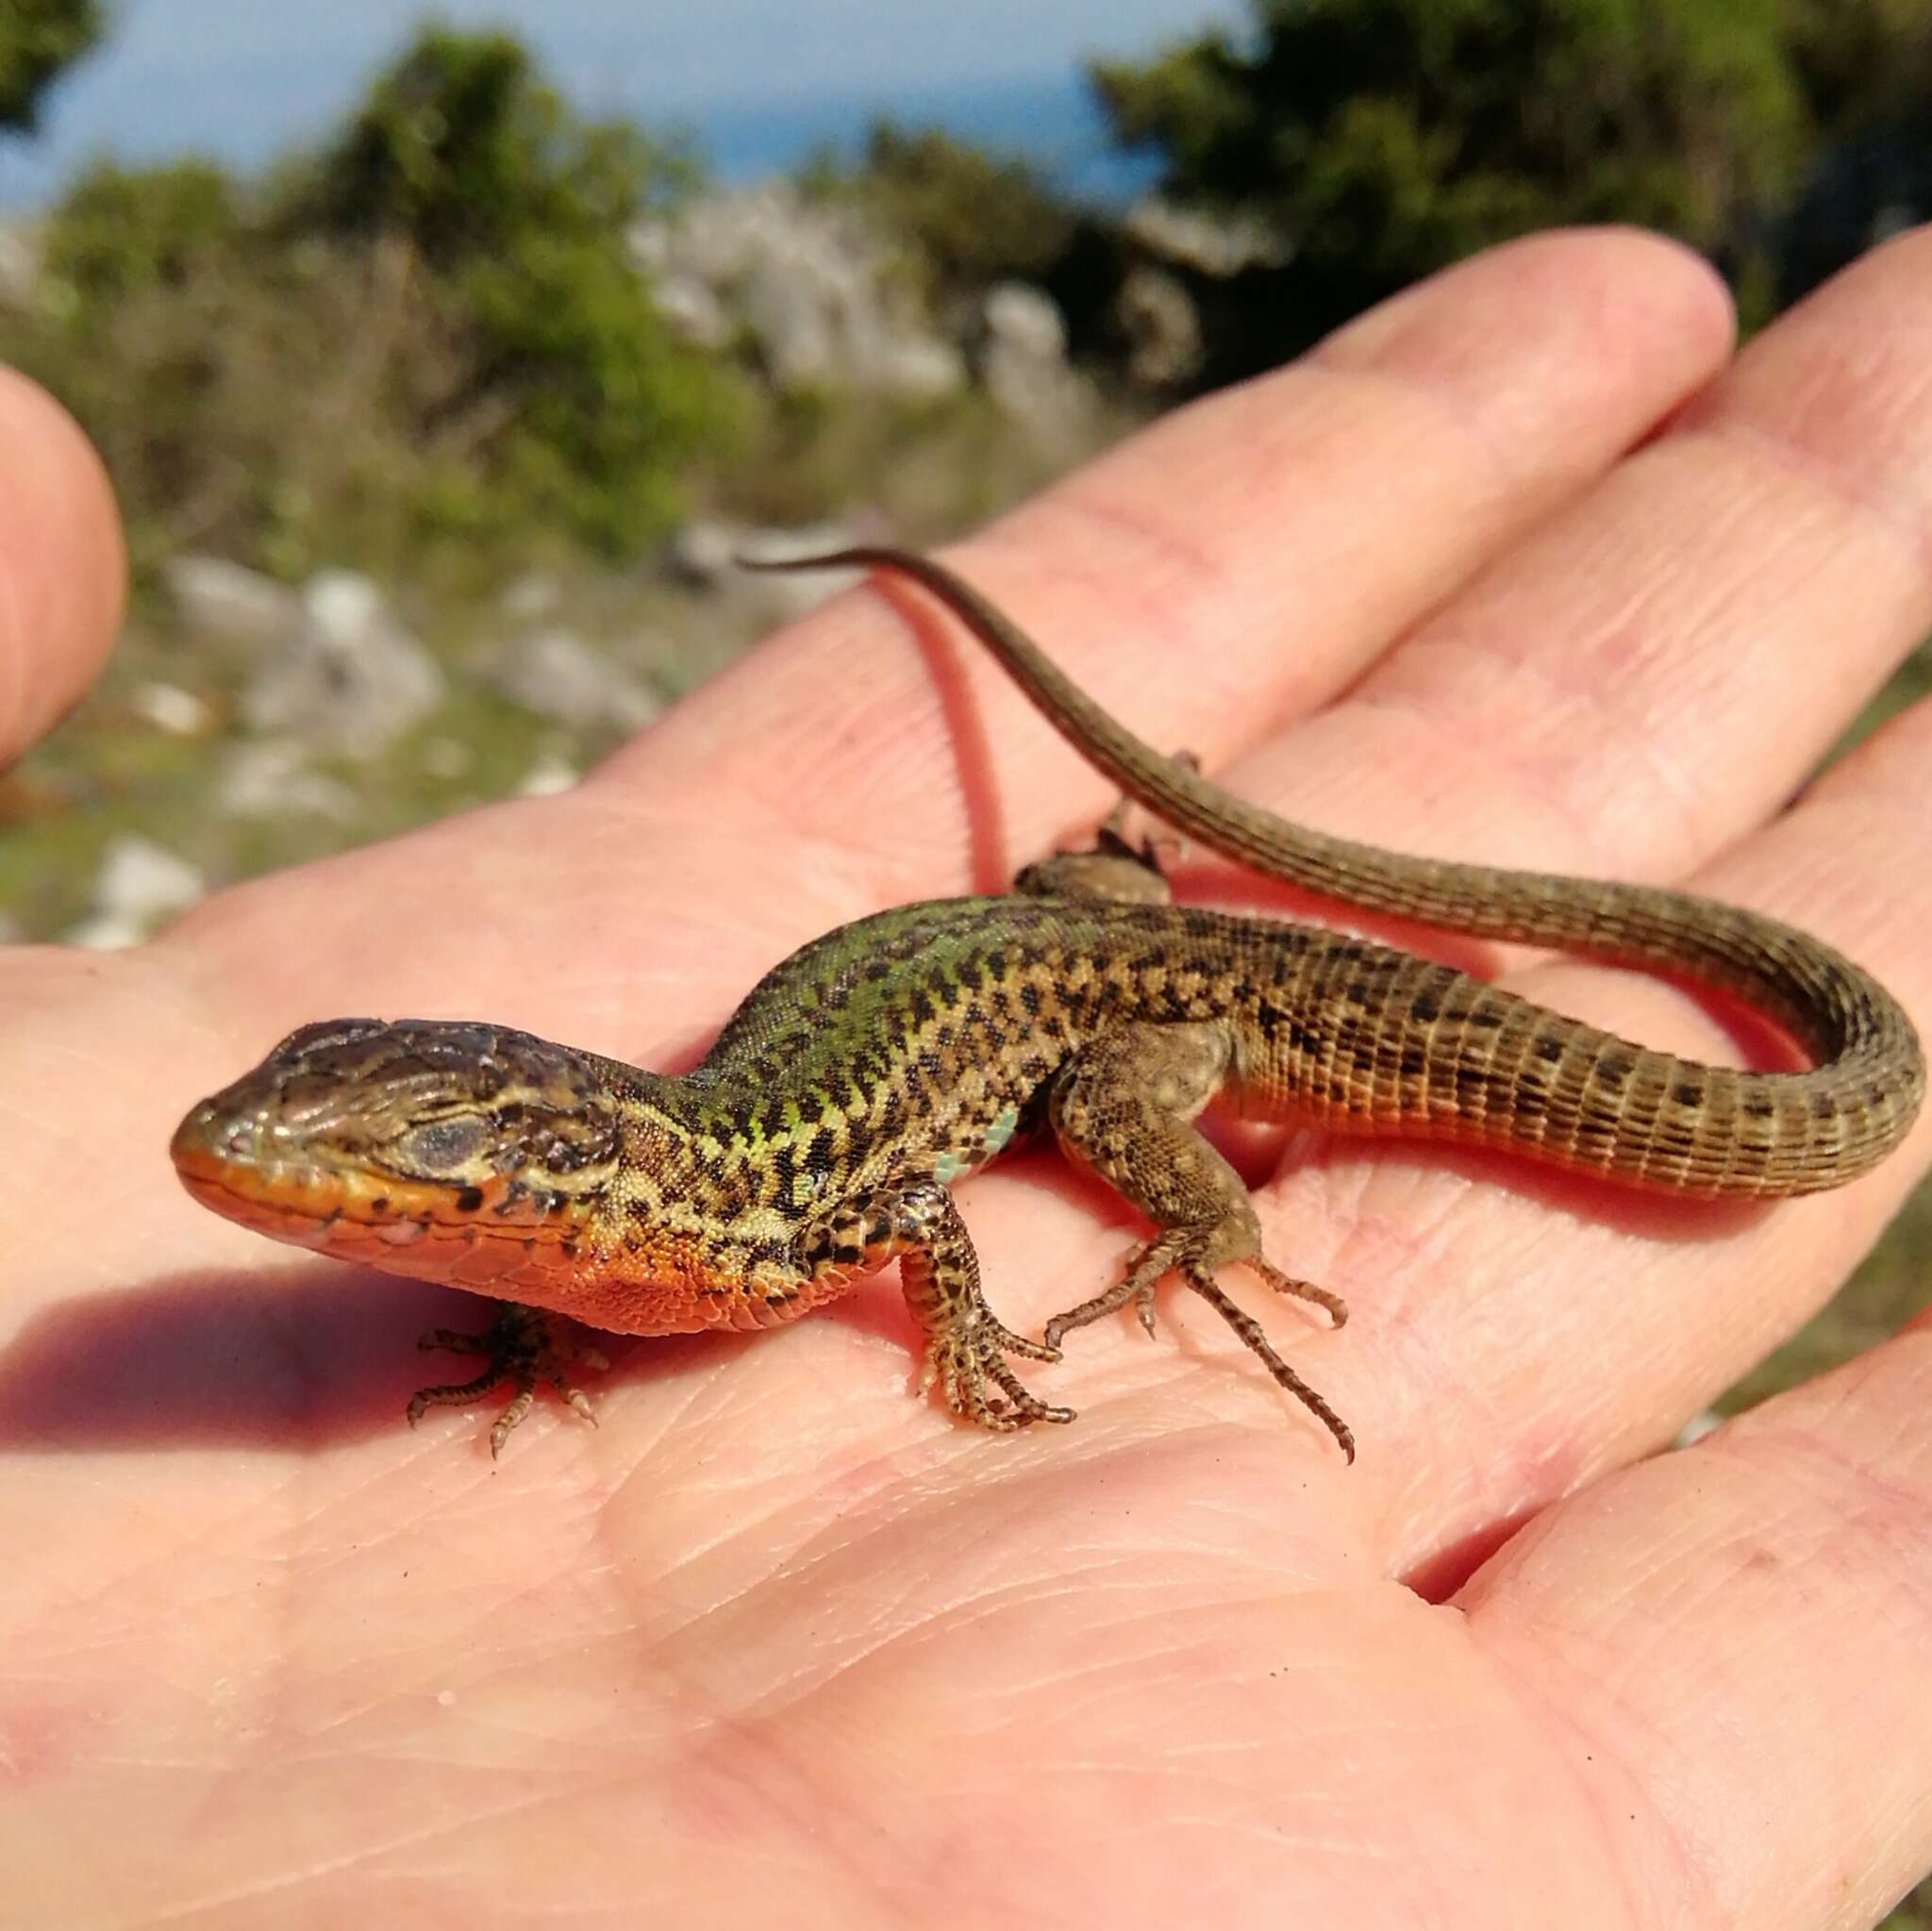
[1,25,738,577]
[1091,0,1932,381]
[39,158,241,300]
[0,0,104,133]
[814,120,1077,305]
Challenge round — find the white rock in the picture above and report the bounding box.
[488,627,661,734]
[499,572,561,622]
[165,555,302,645]
[1124,197,1292,275]
[651,274,731,349]
[726,522,870,618]
[64,911,148,952]
[631,183,965,400]
[517,755,580,797]
[130,681,214,735]
[68,835,206,946]
[977,283,1087,435]
[982,281,1067,363]
[242,570,444,757]
[875,335,968,401]
[739,250,844,388]
[217,739,358,821]
[1116,265,1202,387]
[663,517,743,588]
[0,220,42,307]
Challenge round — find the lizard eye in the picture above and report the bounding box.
[392,1115,491,1174]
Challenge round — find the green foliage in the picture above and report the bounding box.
[288,27,691,262]
[1785,0,1932,129]
[0,0,104,134]
[826,121,1077,302]
[1774,1,1932,301]
[454,219,724,550]
[40,158,239,299]
[1091,0,1917,380]
[278,25,729,555]
[1,25,737,574]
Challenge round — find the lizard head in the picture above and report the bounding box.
[171,1018,626,1283]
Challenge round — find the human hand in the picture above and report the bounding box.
[4,226,1929,1927]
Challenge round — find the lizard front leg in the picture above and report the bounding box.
[798,1180,1074,1431]
[1044,1022,1355,1460]
[408,1302,610,1457]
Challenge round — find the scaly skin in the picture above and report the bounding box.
[171,549,1926,1458]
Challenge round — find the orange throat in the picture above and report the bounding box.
[170,1145,598,1295]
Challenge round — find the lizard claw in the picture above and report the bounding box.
[920,1311,1072,1432]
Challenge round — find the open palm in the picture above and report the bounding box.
[5,227,1929,1928]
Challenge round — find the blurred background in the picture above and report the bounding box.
[1,14,1929,1873]
[3,0,1926,934]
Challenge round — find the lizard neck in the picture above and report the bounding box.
[599,1066,835,1271]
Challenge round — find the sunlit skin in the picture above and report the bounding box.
[3,229,1930,1926]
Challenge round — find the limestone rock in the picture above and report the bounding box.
[242,570,443,758]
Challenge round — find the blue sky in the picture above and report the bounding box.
[0,1,1249,205]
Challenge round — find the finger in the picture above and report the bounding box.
[0,369,125,767]
[1220,221,1932,903]
[1458,1317,1932,1930]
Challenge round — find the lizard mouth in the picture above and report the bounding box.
[170,1100,598,1295]
[171,1149,571,1309]
[171,1113,440,1250]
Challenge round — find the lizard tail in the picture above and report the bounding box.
[743,547,1925,1194]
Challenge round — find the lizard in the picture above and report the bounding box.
[170,546,1927,1460]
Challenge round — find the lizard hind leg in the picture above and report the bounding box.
[1042,1023,1356,1461]
[1010,749,1201,905]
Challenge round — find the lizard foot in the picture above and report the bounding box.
[407,1301,609,1457]
[919,1308,1074,1432]
[1044,1238,1354,1462]
[808,1176,1077,1433]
